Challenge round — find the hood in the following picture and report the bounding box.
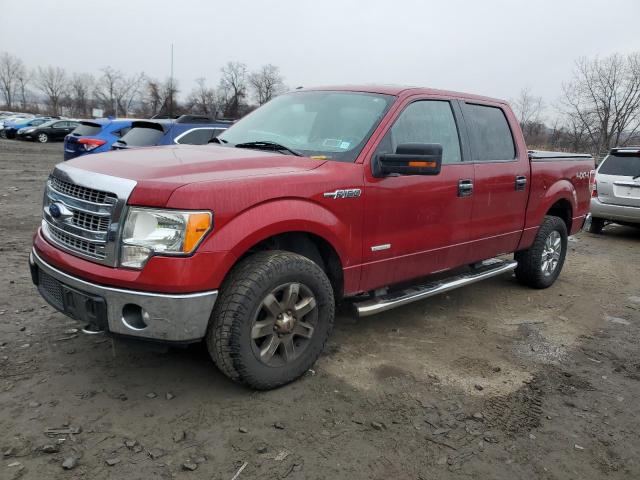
[64,144,326,206]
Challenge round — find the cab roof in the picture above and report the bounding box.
[299,85,508,105]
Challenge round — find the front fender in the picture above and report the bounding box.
[197,198,358,290]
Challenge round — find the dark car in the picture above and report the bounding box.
[111,115,232,150]
[3,117,56,139]
[17,119,80,143]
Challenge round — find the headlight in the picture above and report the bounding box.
[24,128,35,133]
[120,208,212,269]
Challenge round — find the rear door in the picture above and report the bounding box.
[360,97,475,290]
[596,152,640,208]
[51,121,74,139]
[459,101,529,260]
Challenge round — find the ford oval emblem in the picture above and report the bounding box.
[49,203,61,218]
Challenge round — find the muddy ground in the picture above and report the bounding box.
[1,138,639,480]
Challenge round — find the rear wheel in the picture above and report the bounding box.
[37,133,49,143]
[515,215,568,289]
[586,216,605,234]
[207,251,334,390]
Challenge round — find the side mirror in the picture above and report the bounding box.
[373,143,443,177]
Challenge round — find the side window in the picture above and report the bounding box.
[375,100,462,164]
[462,103,515,161]
[176,128,215,145]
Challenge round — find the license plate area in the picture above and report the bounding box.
[37,267,108,329]
[61,285,108,327]
[614,183,640,199]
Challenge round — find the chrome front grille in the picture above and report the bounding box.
[72,210,110,232]
[50,176,117,204]
[41,164,137,266]
[47,224,107,258]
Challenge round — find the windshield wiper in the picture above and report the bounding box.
[234,141,302,156]
[209,137,228,144]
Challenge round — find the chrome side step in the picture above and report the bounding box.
[354,258,518,317]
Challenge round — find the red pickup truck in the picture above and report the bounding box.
[30,86,593,389]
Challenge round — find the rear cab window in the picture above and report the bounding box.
[462,103,516,161]
[598,153,640,177]
[118,122,165,147]
[176,128,226,145]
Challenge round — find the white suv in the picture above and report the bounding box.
[587,147,640,233]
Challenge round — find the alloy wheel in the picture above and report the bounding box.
[540,230,562,276]
[250,282,318,367]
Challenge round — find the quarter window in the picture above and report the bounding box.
[375,100,462,164]
[462,103,515,161]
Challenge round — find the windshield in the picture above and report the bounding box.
[599,154,640,177]
[218,91,394,162]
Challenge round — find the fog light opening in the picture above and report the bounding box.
[122,304,149,330]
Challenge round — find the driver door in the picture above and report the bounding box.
[360,98,475,291]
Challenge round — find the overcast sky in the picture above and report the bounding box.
[2,0,640,112]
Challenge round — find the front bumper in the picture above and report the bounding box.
[30,249,218,343]
[591,198,640,224]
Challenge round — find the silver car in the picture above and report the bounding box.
[587,147,640,233]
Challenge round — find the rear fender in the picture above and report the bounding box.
[518,179,577,250]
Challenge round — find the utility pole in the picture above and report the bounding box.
[169,43,174,118]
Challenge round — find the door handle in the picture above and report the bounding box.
[458,179,473,197]
[515,175,527,191]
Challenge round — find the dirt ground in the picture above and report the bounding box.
[1,138,639,480]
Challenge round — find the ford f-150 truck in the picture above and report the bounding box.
[30,86,593,389]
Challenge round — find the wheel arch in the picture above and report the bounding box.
[201,199,353,298]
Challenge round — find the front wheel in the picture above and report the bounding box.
[37,133,49,143]
[207,251,335,390]
[515,215,568,289]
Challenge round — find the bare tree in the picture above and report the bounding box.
[69,73,94,116]
[560,53,640,156]
[249,64,286,105]
[218,61,248,118]
[94,67,146,117]
[35,66,67,115]
[116,72,146,116]
[94,67,122,115]
[16,66,32,111]
[512,88,544,131]
[139,77,180,117]
[186,78,218,117]
[0,52,24,109]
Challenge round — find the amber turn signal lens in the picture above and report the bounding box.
[183,213,212,253]
[408,161,436,167]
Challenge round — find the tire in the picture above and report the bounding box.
[37,133,49,143]
[207,251,335,390]
[515,215,568,289]
[586,216,605,234]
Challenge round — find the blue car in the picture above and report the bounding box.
[63,118,134,160]
[111,115,232,151]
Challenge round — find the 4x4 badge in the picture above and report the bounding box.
[323,188,361,199]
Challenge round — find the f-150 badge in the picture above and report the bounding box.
[323,189,362,199]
